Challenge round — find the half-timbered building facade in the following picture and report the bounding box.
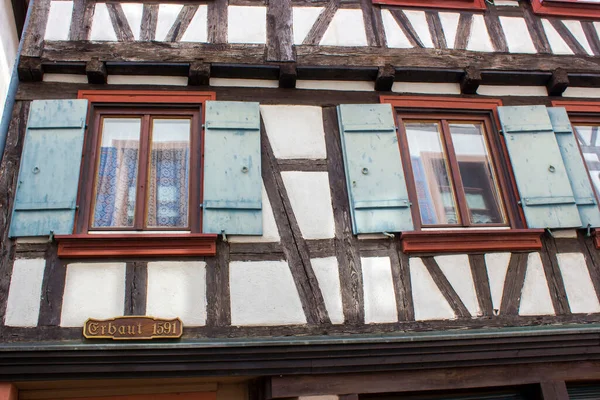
[5,0,600,399]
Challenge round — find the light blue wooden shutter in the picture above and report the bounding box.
[202,101,262,235]
[548,107,600,228]
[337,103,413,234]
[9,99,88,237]
[498,105,581,229]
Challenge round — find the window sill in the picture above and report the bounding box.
[54,234,218,258]
[400,229,544,254]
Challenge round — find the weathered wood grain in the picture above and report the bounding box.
[582,21,600,57]
[140,4,158,41]
[277,159,328,172]
[547,68,569,97]
[421,257,471,318]
[303,0,340,45]
[523,3,552,54]
[500,253,528,316]
[375,65,395,92]
[460,66,481,94]
[208,0,228,44]
[69,0,87,41]
[188,61,210,86]
[124,262,147,316]
[390,10,423,48]
[322,106,364,324]
[38,244,66,326]
[267,0,294,61]
[484,8,508,53]
[540,381,569,400]
[390,240,414,321]
[106,3,135,42]
[454,13,473,50]
[21,0,51,57]
[579,234,600,309]
[360,0,380,47]
[86,58,107,84]
[165,5,198,43]
[540,235,571,315]
[469,254,494,317]
[549,19,587,56]
[426,11,446,50]
[206,239,231,327]
[279,63,297,89]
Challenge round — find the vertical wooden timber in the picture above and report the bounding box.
[106,3,135,42]
[390,10,423,48]
[390,240,414,321]
[0,103,28,326]
[267,0,294,62]
[37,244,66,326]
[208,0,228,44]
[523,1,552,53]
[360,0,383,47]
[549,19,587,55]
[260,119,330,325]
[500,253,528,316]
[540,381,569,400]
[421,257,471,318]
[69,0,87,40]
[483,7,508,53]
[426,11,446,49]
[303,0,340,46]
[322,107,364,324]
[124,262,148,316]
[454,13,473,50]
[21,0,51,58]
[140,4,159,41]
[579,234,600,307]
[206,239,231,327]
[469,254,494,316]
[582,21,600,56]
[540,235,571,315]
[165,5,199,42]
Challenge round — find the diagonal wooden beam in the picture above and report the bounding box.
[484,8,508,52]
[500,253,528,316]
[426,11,446,49]
[106,3,135,42]
[389,9,423,48]
[421,257,471,318]
[469,254,494,316]
[549,19,588,55]
[454,13,473,50]
[165,5,198,42]
[303,0,341,46]
[582,21,600,56]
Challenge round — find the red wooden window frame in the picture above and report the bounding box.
[55,90,218,258]
[379,95,543,254]
[532,0,600,18]
[372,0,487,11]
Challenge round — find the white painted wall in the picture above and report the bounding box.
[435,255,480,316]
[557,253,600,314]
[362,257,398,324]
[410,257,455,321]
[0,0,18,117]
[4,259,46,327]
[519,253,555,316]
[311,257,345,324]
[485,252,511,313]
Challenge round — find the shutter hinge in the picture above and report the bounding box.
[48,230,54,243]
[221,229,228,242]
[587,224,592,237]
[382,232,395,239]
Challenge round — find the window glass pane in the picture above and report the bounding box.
[449,122,506,225]
[147,118,191,228]
[405,122,460,225]
[574,125,600,197]
[92,118,141,228]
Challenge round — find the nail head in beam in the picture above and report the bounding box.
[279,63,297,89]
[17,56,43,82]
[188,61,211,86]
[375,65,395,92]
[460,66,482,95]
[547,68,569,97]
[86,58,107,84]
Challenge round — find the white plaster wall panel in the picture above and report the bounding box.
[563,20,593,55]
[146,262,207,326]
[293,7,324,44]
[45,1,73,40]
[260,105,327,160]
[155,4,183,41]
[391,82,461,95]
[4,259,46,327]
[43,73,88,83]
[228,6,267,44]
[499,17,536,54]
[209,78,278,88]
[410,258,455,321]
[311,257,344,324]
[595,22,600,41]
[485,252,511,312]
[439,12,460,49]
[403,10,434,48]
[180,5,208,42]
[382,10,413,48]
[557,253,600,314]
[435,255,480,316]
[362,257,398,324]
[296,80,375,91]
[90,3,118,41]
[542,19,574,55]
[60,263,126,327]
[467,15,494,52]
[121,3,143,40]
[320,9,368,46]
[107,75,188,85]
[553,229,578,239]
[230,260,307,326]
[477,85,548,97]
[564,87,600,98]
[281,171,335,239]
[519,253,555,316]
[229,184,280,243]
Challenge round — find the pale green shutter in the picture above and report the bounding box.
[9,99,88,237]
[548,107,600,228]
[338,104,413,234]
[498,105,581,229]
[202,101,262,235]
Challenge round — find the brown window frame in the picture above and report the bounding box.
[371,0,487,11]
[532,0,600,18]
[380,95,543,254]
[55,90,218,258]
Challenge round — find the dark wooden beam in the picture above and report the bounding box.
[279,63,297,89]
[469,254,494,317]
[266,0,294,61]
[421,257,471,318]
[68,0,86,41]
[165,5,198,42]
[500,253,528,316]
[582,21,600,57]
[188,61,210,86]
[549,19,587,56]
[106,3,135,42]
[17,56,43,82]
[140,4,159,41]
[547,68,569,97]
[484,8,508,53]
[454,14,473,50]
[303,0,340,45]
[207,0,227,44]
[426,11,446,50]
[124,261,147,316]
[21,0,51,58]
[85,58,107,84]
[375,65,395,92]
[389,10,423,48]
[540,381,569,400]
[460,66,481,94]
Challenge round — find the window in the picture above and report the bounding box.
[570,118,600,200]
[532,0,600,18]
[396,113,507,230]
[371,0,486,11]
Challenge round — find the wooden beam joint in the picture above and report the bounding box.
[279,63,297,89]
[460,66,481,95]
[17,56,43,82]
[188,61,211,86]
[86,58,107,84]
[375,65,395,92]
[547,68,569,97]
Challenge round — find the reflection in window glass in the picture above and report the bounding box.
[574,125,600,198]
[92,118,141,228]
[147,119,191,228]
[405,122,460,225]
[449,123,505,224]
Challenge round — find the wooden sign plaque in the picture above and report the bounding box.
[83,316,183,340]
